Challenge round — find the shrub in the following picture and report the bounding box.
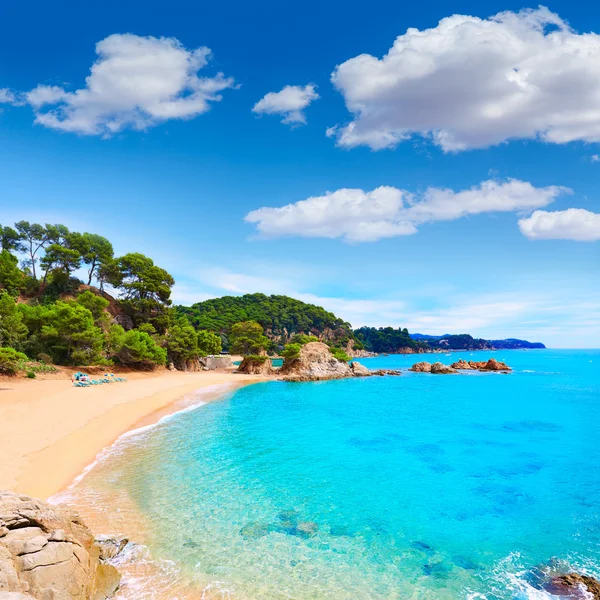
[289,334,319,345]
[25,370,36,379]
[0,347,29,375]
[112,329,167,369]
[330,347,351,362]
[280,343,302,360]
[244,354,269,363]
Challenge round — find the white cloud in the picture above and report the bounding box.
[519,208,600,241]
[252,84,319,125]
[591,155,600,162]
[329,7,600,151]
[26,33,235,136]
[245,179,569,242]
[0,88,17,104]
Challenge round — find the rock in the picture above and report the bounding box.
[168,362,177,371]
[295,522,318,537]
[0,491,120,600]
[467,359,511,372]
[450,359,473,370]
[350,362,371,377]
[280,342,352,381]
[545,573,600,599]
[237,357,275,375]
[94,536,128,562]
[371,369,401,376]
[409,362,432,373]
[431,362,457,374]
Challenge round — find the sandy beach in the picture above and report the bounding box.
[0,368,266,500]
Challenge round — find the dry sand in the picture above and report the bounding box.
[0,369,267,499]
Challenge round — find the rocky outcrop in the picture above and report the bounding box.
[0,491,120,600]
[546,573,600,599]
[344,339,378,358]
[451,358,511,372]
[430,362,457,374]
[280,342,352,381]
[237,357,275,375]
[350,362,371,377]
[450,359,473,370]
[409,362,432,373]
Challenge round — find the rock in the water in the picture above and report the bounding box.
[237,356,275,375]
[350,362,371,377]
[430,362,457,374]
[0,491,121,600]
[467,359,511,372]
[410,362,432,373]
[546,573,600,599]
[94,536,128,561]
[280,342,352,381]
[450,359,473,370]
[295,522,318,537]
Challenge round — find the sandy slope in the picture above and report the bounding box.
[0,369,266,499]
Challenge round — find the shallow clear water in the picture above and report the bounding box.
[76,349,600,599]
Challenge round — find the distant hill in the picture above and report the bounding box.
[410,333,545,350]
[176,293,354,350]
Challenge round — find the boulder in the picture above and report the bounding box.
[409,362,432,373]
[545,573,600,599]
[450,359,473,370]
[237,357,275,375]
[0,491,120,600]
[430,362,457,374]
[467,359,511,372]
[280,342,352,381]
[350,362,371,377]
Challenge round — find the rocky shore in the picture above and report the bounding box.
[409,358,512,374]
[0,491,122,600]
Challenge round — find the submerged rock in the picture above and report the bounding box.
[295,522,318,538]
[0,490,121,600]
[95,535,128,561]
[239,522,273,540]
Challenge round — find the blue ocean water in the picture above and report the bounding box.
[77,349,600,599]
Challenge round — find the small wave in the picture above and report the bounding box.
[49,382,237,505]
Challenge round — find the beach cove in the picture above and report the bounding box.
[0,368,267,499]
[8,349,595,600]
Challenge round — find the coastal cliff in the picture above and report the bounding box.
[0,491,120,600]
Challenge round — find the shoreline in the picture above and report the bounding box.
[0,369,269,500]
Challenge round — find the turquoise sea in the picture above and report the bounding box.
[68,349,600,599]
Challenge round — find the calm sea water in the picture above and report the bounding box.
[73,349,600,599]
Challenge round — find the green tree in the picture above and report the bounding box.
[14,221,48,279]
[110,328,167,369]
[164,319,199,368]
[0,250,25,296]
[280,342,302,360]
[115,253,175,331]
[0,291,28,349]
[75,290,111,330]
[19,301,104,364]
[77,233,114,285]
[229,320,269,356]
[0,225,23,253]
[0,347,29,374]
[197,330,222,356]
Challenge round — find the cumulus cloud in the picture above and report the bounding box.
[329,7,600,151]
[26,33,235,135]
[245,179,570,242]
[519,208,600,241]
[252,84,319,125]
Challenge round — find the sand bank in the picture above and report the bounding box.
[0,369,267,499]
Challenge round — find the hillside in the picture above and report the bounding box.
[176,294,355,350]
[410,333,546,350]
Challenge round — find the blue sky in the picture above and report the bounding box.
[1,0,599,347]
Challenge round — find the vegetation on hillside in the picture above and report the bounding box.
[354,326,426,353]
[0,221,221,372]
[176,294,355,351]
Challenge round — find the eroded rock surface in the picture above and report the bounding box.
[0,491,120,600]
[409,362,432,373]
[430,362,457,374]
[280,342,352,381]
[237,357,275,375]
